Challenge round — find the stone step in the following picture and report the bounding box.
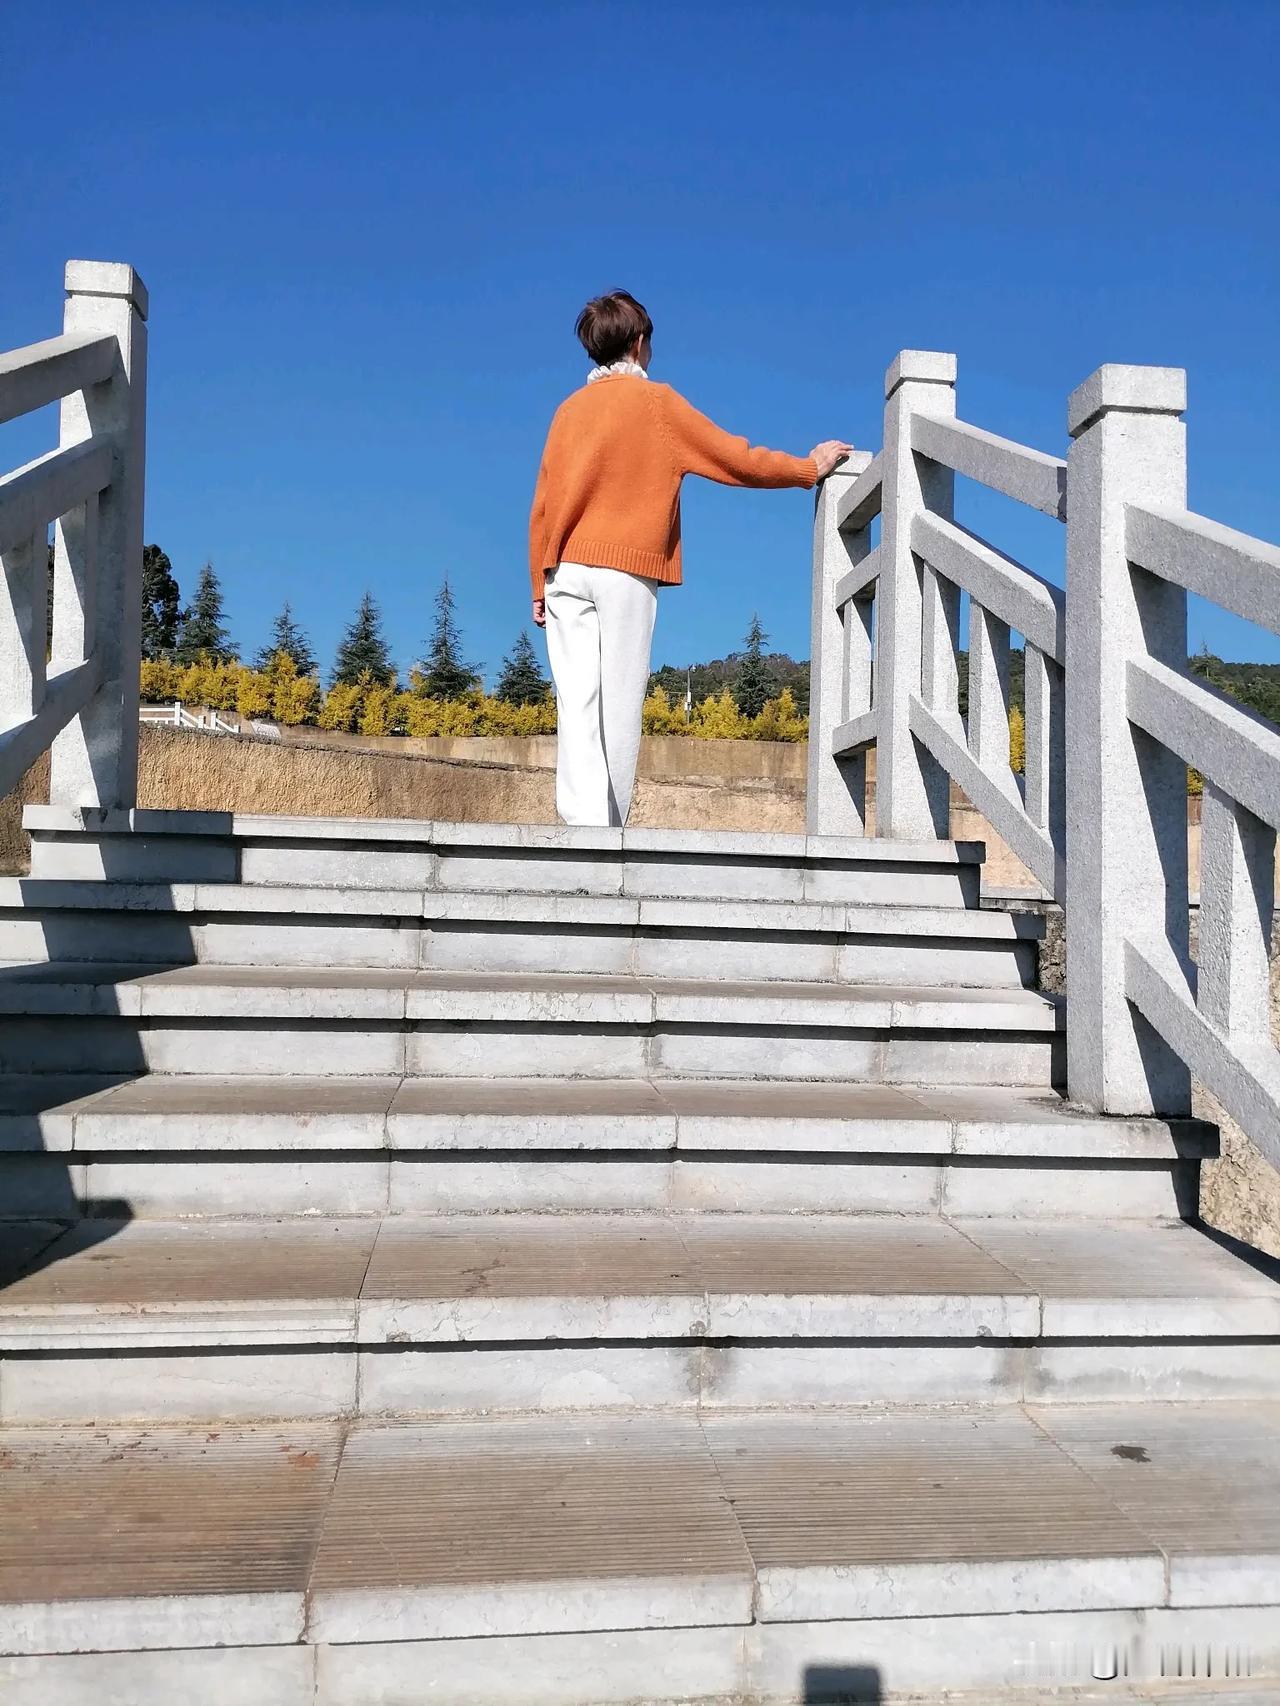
[0,878,1040,986]
[2,1214,1276,1420]
[0,965,1063,1084]
[0,1075,1211,1221]
[24,807,984,906]
[0,1402,1276,1704]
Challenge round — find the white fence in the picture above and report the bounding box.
[139,702,241,735]
[810,350,1280,1158]
[4,268,1278,1169]
[0,261,147,808]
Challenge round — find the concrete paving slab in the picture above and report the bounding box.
[0,1405,1276,1684]
[387,1076,674,1150]
[406,973,653,1025]
[661,1078,953,1152]
[0,1074,132,1151]
[0,1219,378,1347]
[134,964,411,1020]
[803,833,983,864]
[358,1215,702,1342]
[0,878,200,911]
[703,1408,1163,1621]
[315,1624,747,1706]
[687,1214,1039,1338]
[6,1212,1274,1354]
[307,1413,754,1643]
[357,1343,702,1417]
[0,1422,339,1653]
[1,1347,358,1424]
[0,1645,315,1706]
[0,1072,1203,1165]
[0,962,152,1017]
[1034,1400,1280,1607]
[423,890,640,926]
[74,1074,398,1151]
[958,1220,1280,1336]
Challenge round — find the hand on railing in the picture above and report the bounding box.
[810,440,855,480]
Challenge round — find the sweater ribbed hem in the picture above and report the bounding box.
[533,537,683,600]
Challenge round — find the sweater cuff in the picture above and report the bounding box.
[798,457,819,489]
[531,564,547,601]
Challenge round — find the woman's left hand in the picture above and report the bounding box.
[532,598,546,628]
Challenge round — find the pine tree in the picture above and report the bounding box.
[331,591,394,686]
[417,577,480,699]
[140,544,182,659]
[734,613,773,719]
[494,631,550,706]
[173,561,237,664]
[255,601,317,675]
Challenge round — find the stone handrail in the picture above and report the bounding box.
[0,261,147,808]
[810,350,1280,1162]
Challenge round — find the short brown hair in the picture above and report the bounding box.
[575,290,653,365]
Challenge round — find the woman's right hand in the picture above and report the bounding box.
[809,440,854,479]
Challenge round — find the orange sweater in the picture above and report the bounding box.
[528,375,818,600]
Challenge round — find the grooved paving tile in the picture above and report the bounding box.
[702,1407,1164,1622]
[686,1215,1038,1337]
[82,1074,399,1118]
[362,1215,692,1299]
[0,1219,378,1345]
[956,1220,1280,1335]
[359,1214,1039,1343]
[0,1422,340,1601]
[358,1215,699,1341]
[307,1414,754,1642]
[0,1422,340,1653]
[1034,1400,1280,1605]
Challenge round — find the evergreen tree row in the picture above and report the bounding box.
[139,548,551,706]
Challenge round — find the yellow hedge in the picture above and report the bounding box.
[141,660,811,742]
[1008,705,1025,774]
[642,685,808,742]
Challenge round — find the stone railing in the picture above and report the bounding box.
[809,350,1280,1161]
[0,260,147,809]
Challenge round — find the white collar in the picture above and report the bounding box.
[586,360,648,383]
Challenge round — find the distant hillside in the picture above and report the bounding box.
[650,652,811,713]
[652,647,1280,728]
[1191,652,1280,725]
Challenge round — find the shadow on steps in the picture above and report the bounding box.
[805,1664,882,1703]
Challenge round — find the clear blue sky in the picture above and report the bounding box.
[3,1,1278,682]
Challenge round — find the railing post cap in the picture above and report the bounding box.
[823,448,875,482]
[1067,363,1185,437]
[64,260,149,321]
[885,350,956,398]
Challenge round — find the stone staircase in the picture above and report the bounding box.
[0,809,1278,1705]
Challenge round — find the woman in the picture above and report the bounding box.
[529,289,852,827]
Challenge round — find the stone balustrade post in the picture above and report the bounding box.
[806,451,874,836]
[877,352,956,840]
[49,260,148,811]
[1064,364,1191,1115]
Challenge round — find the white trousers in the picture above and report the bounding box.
[544,561,659,827]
